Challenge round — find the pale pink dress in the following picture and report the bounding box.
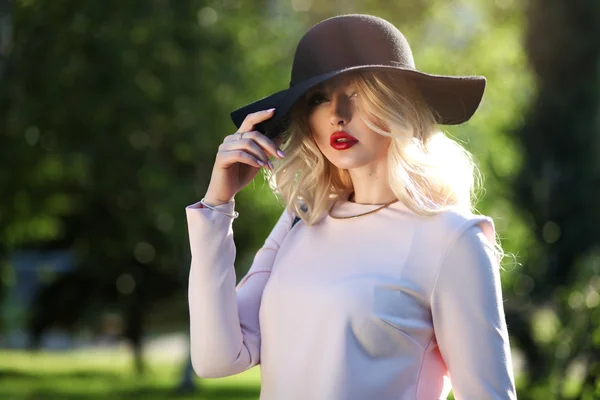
[186,196,517,399]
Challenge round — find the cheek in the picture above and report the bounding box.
[362,115,392,148]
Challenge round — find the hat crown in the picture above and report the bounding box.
[230,14,486,135]
[290,14,415,87]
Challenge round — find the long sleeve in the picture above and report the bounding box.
[430,221,517,400]
[186,200,294,378]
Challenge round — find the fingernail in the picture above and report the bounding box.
[257,160,266,167]
[268,161,274,169]
[276,149,286,158]
[266,108,276,112]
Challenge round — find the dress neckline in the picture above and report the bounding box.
[328,193,409,219]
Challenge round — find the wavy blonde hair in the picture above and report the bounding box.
[263,70,505,263]
[265,69,480,214]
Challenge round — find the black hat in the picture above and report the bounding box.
[230,14,486,138]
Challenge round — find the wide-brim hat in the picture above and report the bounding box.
[230,14,486,138]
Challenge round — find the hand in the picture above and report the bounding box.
[204,109,285,206]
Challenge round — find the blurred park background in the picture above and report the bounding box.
[0,0,599,399]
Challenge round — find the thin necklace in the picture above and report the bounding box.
[328,193,399,220]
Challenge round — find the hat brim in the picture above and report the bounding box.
[230,65,486,138]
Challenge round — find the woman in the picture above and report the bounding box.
[186,14,517,400]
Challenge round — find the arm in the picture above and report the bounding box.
[430,221,517,399]
[186,200,294,378]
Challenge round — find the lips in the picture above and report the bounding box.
[330,131,358,150]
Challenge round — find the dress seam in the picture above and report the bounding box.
[413,336,435,400]
[428,216,490,305]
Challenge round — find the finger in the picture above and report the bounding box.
[220,149,266,169]
[220,139,272,167]
[223,131,244,143]
[236,131,285,159]
[238,108,276,133]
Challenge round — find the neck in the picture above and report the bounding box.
[346,162,397,205]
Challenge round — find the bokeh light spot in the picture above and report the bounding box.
[134,241,156,264]
[25,126,40,145]
[542,221,561,244]
[585,290,599,308]
[116,273,136,295]
[156,213,174,232]
[197,7,217,26]
[568,291,584,310]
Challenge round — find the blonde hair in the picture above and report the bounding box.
[264,70,503,259]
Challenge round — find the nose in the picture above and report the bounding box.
[329,94,352,127]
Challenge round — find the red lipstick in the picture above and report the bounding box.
[330,131,358,150]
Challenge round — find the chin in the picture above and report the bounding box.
[328,157,372,170]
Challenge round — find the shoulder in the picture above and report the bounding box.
[415,207,496,251]
[418,208,500,295]
[265,207,296,240]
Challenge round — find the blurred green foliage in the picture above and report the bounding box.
[504,1,600,398]
[1,0,599,398]
[0,0,529,275]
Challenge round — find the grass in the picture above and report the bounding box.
[0,350,261,400]
[0,349,535,400]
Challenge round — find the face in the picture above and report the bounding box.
[305,73,391,171]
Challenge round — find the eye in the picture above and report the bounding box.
[308,92,329,107]
[349,92,358,99]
